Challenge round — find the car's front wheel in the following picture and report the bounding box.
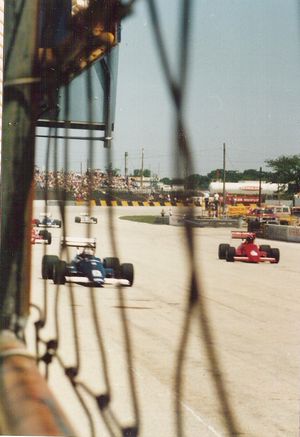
[260,244,271,256]
[47,232,52,245]
[270,248,280,263]
[218,243,230,259]
[120,263,134,286]
[103,257,120,272]
[42,255,59,279]
[53,260,67,284]
[226,246,236,262]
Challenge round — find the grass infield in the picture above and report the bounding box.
[119,215,168,224]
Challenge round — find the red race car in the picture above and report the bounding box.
[31,222,52,245]
[218,231,280,263]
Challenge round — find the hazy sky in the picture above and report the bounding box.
[36,0,300,178]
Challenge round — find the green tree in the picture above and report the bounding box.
[265,154,300,194]
[105,163,120,176]
[185,174,209,190]
[160,177,171,185]
[240,169,261,180]
[207,169,241,182]
[133,169,151,177]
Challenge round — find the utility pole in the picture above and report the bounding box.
[222,142,226,215]
[125,152,128,178]
[258,166,262,207]
[141,147,144,188]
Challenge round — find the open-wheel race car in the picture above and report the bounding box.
[74,212,98,224]
[31,222,52,245]
[41,237,134,287]
[218,231,280,263]
[33,212,62,228]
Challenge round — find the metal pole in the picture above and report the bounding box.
[222,142,226,215]
[125,151,128,178]
[101,57,113,149]
[141,147,144,188]
[0,1,40,332]
[258,166,262,207]
[0,4,77,434]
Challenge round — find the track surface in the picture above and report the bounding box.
[29,205,300,437]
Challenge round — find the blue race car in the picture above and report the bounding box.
[41,237,134,287]
[34,213,62,228]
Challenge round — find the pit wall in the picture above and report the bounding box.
[76,200,194,207]
[264,224,300,243]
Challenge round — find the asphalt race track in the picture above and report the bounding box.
[28,205,300,437]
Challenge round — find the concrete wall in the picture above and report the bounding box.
[264,224,300,243]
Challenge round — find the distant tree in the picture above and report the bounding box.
[185,174,209,190]
[265,154,300,194]
[170,178,184,186]
[133,169,151,177]
[207,169,241,182]
[160,177,171,185]
[240,169,261,180]
[105,163,120,176]
[207,169,222,181]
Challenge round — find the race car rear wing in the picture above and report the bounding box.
[61,237,96,248]
[39,212,52,217]
[231,231,256,239]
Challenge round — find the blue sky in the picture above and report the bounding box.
[36,0,300,178]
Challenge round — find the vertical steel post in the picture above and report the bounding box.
[125,151,128,178]
[141,147,144,188]
[0,1,39,332]
[258,166,262,207]
[222,142,226,215]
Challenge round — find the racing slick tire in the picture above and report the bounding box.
[39,230,52,245]
[218,243,230,260]
[47,232,52,245]
[226,246,236,262]
[53,260,67,284]
[260,244,271,256]
[42,255,59,279]
[103,257,120,271]
[270,248,280,263]
[120,263,134,286]
[260,244,271,252]
[75,216,80,223]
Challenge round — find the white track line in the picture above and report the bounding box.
[181,400,224,437]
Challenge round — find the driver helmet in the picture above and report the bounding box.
[83,246,94,256]
[246,234,255,243]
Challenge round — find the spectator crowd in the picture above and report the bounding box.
[34,168,205,204]
[34,168,151,200]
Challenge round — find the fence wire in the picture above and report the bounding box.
[1,1,241,436]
